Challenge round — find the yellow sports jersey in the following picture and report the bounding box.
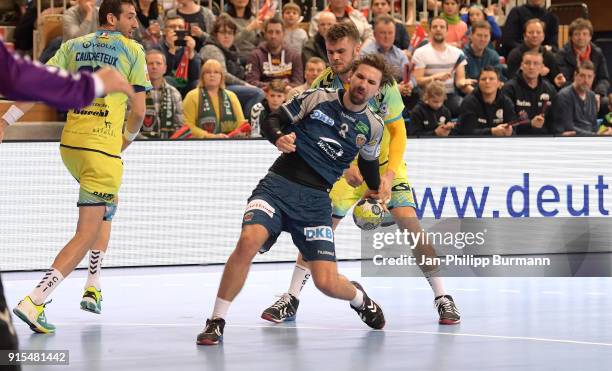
[311,67,404,165]
[47,30,152,156]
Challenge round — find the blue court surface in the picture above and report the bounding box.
[3,262,612,371]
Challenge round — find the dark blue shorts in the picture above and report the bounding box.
[242,172,336,262]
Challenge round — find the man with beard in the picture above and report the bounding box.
[196,54,392,345]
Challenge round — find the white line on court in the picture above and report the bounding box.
[498,289,520,293]
[49,322,612,347]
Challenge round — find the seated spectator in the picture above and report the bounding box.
[159,15,201,97]
[440,0,467,48]
[166,0,214,53]
[552,61,601,136]
[557,18,610,111]
[133,0,163,50]
[246,16,304,91]
[370,0,410,51]
[361,15,408,82]
[412,16,473,117]
[456,66,517,136]
[63,0,98,42]
[200,14,265,119]
[140,49,185,139]
[226,0,263,61]
[506,19,565,89]
[501,0,559,56]
[461,3,501,46]
[282,3,308,55]
[250,79,287,137]
[408,80,454,137]
[287,57,327,100]
[183,60,245,138]
[309,0,372,42]
[502,50,557,135]
[463,20,504,91]
[302,10,336,66]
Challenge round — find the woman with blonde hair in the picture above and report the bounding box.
[183,59,245,138]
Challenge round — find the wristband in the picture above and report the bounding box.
[2,105,25,126]
[92,73,105,97]
[123,129,139,142]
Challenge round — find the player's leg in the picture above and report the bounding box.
[388,170,460,324]
[80,217,113,315]
[261,178,361,323]
[13,205,105,333]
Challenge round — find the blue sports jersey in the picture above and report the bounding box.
[281,88,384,185]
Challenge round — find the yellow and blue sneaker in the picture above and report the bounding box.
[80,286,102,314]
[13,296,56,333]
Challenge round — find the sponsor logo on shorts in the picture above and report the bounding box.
[310,109,335,126]
[304,226,334,242]
[317,250,336,257]
[243,211,254,222]
[93,191,114,201]
[245,199,275,218]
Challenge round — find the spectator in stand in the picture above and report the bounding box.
[246,16,304,91]
[501,0,559,56]
[287,56,326,100]
[250,79,287,137]
[408,80,454,137]
[166,0,214,53]
[502,50,557,135]
[302,10,336,66]
[63,0,98,42]
[183,59,245,138]
[506,19,565,89]
[552,61,604,136]
[463,20,504,90]
[370,0,410,51]
[309,0,372,42]
[461,3,501,46]
[557,18,610,114]
[133,0,164,50]
[141,49,185,139]
[226,0,263,61]
[440,0,467,48]
[282,3,308,55]
[160,15,201,97]
[456,66,517,136]
[361,15,408,82]
[200,14,265,119]
[412,16,474,117]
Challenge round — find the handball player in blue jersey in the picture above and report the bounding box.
[197,54,395,345]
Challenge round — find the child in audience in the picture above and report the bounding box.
[282,3,308,55]
[250,79,288,137]
[408,81,454,137]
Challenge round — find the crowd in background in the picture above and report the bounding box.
[2,0,611,137]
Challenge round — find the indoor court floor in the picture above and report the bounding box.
[3,262,612,371]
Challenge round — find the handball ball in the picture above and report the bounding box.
[353,198,385,230]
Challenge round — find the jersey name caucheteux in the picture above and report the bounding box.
[281,88,384,185]
[47,30,152,157]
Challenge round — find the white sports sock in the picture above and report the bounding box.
[424,272,446,297]
[287,264,311,298]
[211,297,232,320]
[349,287,364,308]
[29,268,64,305]
[85,250,105,290]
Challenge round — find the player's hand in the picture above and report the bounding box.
[531,114,545,129]
[344,165,363,187]
[275,132,296,153]
[554,73,566,88]
[0,118,8,144]
[491,124,513,136]
[94,68,135,99]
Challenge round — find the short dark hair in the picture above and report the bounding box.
[306,56,326,66]
[521,49,544,61]
[325,22,360,44]
[373,14,395,28]
[99,0,135,26]
[351,54,394,88]
[267,79,287,94]
[471,20,491,33]
[479,65,500,79]
[264,16,284,32]
[212,14,237,36]
[576,60,595,74]
[569,17,593,38]
[429,16,448,29]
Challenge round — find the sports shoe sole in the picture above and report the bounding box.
[12,308,53,334]
[80,300,101,314]
[260,312,296,323]
[439,318,461,325]
[196,337,222,346]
